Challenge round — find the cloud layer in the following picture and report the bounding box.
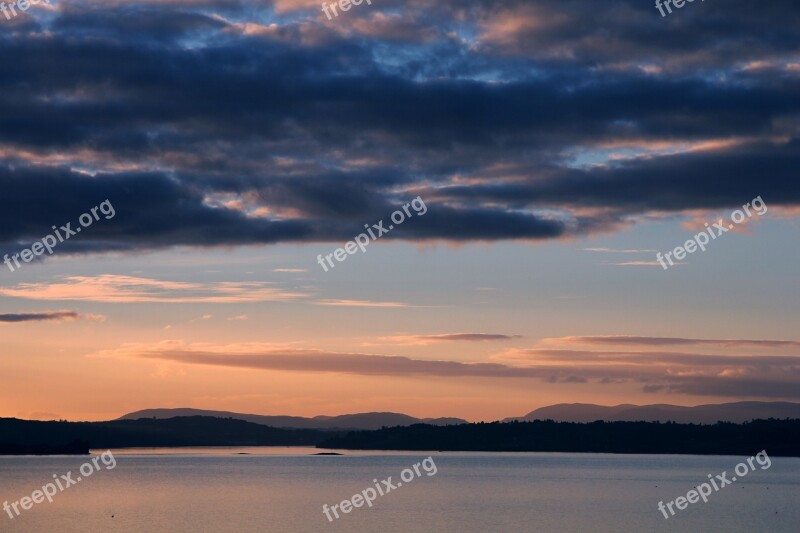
[99,340,800,400]
[0,0,798,254]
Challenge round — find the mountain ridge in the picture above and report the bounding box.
[117,401,800,428]
[504,401,800,424]
[118,408,467,430]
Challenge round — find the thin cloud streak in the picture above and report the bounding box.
[0,310,80,323]
[0,275,309,303]
[613,261,667,267]
[0,276,426,308]
[313,299,412,308]
[545,336,800,349]
[383,333,523,345]
[583,248,657,253]
[498,348,800,367]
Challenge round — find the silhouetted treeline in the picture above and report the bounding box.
[0,416,341,454]
[318,419,800,456]
[0,440,89,455]
[7,416,798,456]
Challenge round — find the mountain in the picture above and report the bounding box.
[118,402,800,428]
[505,401,800,424]
[118,408,466,430]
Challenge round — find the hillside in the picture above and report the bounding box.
[505,401,800,424]
[119,408,466,430]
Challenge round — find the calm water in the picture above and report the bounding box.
[0,448,797,532]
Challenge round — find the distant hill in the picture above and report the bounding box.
[118,408,466,430]
[504,401,800,424]
[0,416,337,453]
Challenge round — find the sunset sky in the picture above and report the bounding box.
[1,0,799,422]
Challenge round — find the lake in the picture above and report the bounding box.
[1,449,797,532]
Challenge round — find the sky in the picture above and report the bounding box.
[0,0,799,422]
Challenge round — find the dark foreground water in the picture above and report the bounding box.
[0,448,797,532]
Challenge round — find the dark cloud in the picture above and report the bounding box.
[0,311,79,323]
[424,140,800,213]
[0,0,798,253]
[464,0,800,70]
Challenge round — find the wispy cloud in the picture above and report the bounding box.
[583,248,657,253]
[313,299,412,308]
[498,348,800,366]
[0,276,429,309]
[0,275,308,303]
[383,333,522,345]
[614,261,669,267]
[544,335,800,349]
